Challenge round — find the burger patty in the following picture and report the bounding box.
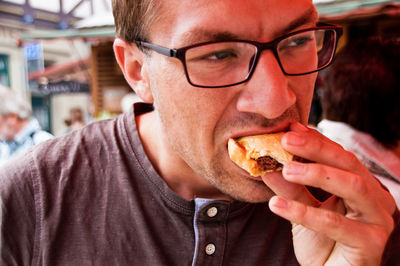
[256,156,283,171]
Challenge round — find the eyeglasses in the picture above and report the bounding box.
[136,23,343,88]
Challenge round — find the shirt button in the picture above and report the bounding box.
[207,207,218,217]
[205,243,216,255]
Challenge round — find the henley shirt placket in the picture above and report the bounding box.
[191,199,230,266]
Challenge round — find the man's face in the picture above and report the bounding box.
[0,114,17,141]
[142,0,318,202]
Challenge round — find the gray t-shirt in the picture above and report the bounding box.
[1,103,399,265]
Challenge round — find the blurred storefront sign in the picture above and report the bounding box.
[24,42,42,60]
[38,80,89,95]
[29,57,90,95]
[23,41,44,74]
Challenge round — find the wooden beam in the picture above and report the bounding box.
[67,0,92,16]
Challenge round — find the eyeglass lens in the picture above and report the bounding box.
[184,29,336,87]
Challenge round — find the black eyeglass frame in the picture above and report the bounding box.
[136,23,343,88]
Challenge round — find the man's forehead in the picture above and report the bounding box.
[155,0,318,47]
[178,7,318,46]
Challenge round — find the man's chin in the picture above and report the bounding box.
[207,156,275,203]
[213,175,275,203]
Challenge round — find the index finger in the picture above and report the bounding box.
[261,171,320,207]
[283,123,369,179]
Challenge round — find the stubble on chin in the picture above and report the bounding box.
[200,142,274,203]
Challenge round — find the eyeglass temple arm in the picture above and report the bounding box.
[136,41,177,57]
[317,22,343,37]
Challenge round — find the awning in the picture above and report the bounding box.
[28,57,90,81]
[316,0,400,20]
[19,1,400,41]
[20,26,115,41]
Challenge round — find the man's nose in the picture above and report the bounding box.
[236,50,296,119]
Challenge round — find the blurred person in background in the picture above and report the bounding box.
[0,85,53,166]
[64,107,86,133]
[318,38,400,207]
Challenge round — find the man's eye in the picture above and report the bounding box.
[292,37,312,46]
[281,36,313,49]
[200,50,237,61]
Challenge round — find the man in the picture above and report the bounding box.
[0,86,53,166]
[0,1,399,265]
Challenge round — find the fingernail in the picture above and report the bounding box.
[271,196,288,209]
[284,162,306,175]
[286,132,306,146]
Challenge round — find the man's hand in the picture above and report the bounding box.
[261,122,396,266]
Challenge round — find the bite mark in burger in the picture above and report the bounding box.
[228,132,293,177]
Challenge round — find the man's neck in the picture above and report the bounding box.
[136,111,231,201]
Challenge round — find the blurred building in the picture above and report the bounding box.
[21,9,132,128]
[0,0,115,135]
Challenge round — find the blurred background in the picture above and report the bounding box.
[0,0,399,135]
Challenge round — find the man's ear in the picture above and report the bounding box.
[113,38,154,103]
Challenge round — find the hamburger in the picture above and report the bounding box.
[228,132,293,177]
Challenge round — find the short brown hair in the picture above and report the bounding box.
[112,0,160,42]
